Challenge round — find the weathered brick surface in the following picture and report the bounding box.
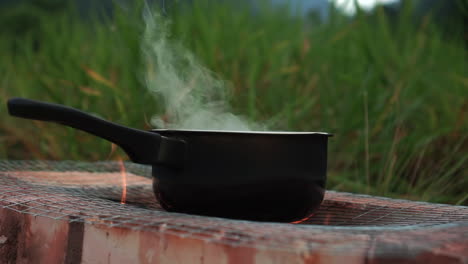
[0,161,466,263]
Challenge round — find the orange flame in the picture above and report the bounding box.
[118,158,127,204]
[324,213,331,225]
[290,214,314,224]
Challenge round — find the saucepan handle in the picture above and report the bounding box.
[7,98,186,168]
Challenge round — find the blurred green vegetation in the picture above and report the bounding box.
[0,0,466,205]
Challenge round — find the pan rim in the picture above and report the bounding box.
[150,129,333,136]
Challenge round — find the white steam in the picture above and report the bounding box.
[142,11,261,131]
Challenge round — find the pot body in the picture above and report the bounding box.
[7,98,331,222]
[151,130,329,222]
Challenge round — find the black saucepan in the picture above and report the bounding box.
[7,98,332,222]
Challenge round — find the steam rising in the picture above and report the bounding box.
[143,11,260,131]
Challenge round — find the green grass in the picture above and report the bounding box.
[1,1,467,205]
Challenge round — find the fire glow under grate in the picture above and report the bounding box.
[0,160,467,263]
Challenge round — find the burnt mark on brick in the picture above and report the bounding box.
[65,216,84,264]
[0,208,23,263]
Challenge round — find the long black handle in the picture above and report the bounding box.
[7,98,185,167]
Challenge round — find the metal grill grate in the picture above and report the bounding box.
[1,160,466,227]
[302,194,468,226]
[0,160,467,253]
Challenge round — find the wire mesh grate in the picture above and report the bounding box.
[1,160,467,227]
[0,160,467,250]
